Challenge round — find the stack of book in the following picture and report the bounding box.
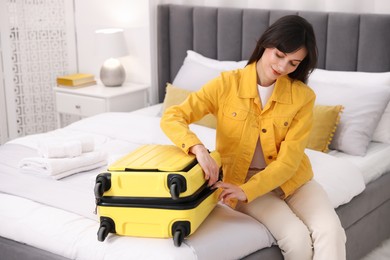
[56,73,96,88]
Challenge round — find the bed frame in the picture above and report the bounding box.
[1,4,390,260]
[157,4,390,260]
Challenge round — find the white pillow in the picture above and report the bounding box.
[172,50,247,91]
[309,69,390,144]
[308,70,390,156]
[375,104,390,143]
[172,59,222,91]
[186,50,248,71]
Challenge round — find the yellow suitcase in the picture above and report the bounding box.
[94,144,222,246]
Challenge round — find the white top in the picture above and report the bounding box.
[258,83,275,109]
[250,83,275,170]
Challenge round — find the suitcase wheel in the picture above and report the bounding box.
[172,221,190,247]
[94,182,104,199]
[95,173,111,199]
[170,183,180,200]
[173,229,184,247]
[97,217,115,242]
[97,225,109,242]
[168,174,187,200]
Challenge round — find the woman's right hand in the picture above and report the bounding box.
[190,144,219,186]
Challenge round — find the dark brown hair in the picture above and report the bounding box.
[247,15,318,83]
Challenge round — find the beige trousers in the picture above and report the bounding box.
[236,179,346,260]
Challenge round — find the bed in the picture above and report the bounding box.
[1,4,390,260]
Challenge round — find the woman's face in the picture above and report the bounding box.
[258,47,307,86]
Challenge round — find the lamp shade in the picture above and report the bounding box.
[95,28,128,59]
[95,28,128,87]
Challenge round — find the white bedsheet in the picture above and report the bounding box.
[0,193,197,260]
[329,142,390,184]
[307,149,365,207]
[0,192,276,260]
[0,108,373,260]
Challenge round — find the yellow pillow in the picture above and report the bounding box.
[162,83,217,129]
[307,105,343,152]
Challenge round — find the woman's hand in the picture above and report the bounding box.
[213,182,247,204]
[190,144,219,186]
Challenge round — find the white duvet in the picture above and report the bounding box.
[1,110,368,260]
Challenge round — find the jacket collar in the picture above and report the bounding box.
[238,62,292,104]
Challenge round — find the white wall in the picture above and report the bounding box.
[74,0,390,105]
[74,0,151,87]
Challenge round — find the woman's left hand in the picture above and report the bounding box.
[213,182,247,204]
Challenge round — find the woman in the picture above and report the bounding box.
[161,15,346,260]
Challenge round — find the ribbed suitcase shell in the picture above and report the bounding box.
[96,144,220,199]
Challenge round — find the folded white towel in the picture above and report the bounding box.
[39,140,82,158]
[19,150,107,180]
[78,136,95,153]
[38,136,95,158]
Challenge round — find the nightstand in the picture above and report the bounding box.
[54,82,149,127]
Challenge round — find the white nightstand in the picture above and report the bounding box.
[54,82,149,126]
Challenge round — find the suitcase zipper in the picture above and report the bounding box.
[97,184,216,210]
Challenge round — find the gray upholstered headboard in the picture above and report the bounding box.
[157,4,390,102]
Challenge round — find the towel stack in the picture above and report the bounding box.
[38,136,95,158]
[19,136,107,180]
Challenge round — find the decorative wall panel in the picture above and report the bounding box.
[2,0,76,140]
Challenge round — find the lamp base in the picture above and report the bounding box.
[100,58,126,87]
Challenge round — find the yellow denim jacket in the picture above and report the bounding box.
[161,62,315,205]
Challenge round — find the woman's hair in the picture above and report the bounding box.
[247,15,318,83]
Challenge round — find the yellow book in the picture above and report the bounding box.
[57,80,97,89]
[57,73,95,86]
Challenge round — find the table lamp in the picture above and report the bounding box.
[95,28,128,87]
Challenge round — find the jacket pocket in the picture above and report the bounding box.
[222,105,248,121]
[273,116,293,143]
[220,105,248,138]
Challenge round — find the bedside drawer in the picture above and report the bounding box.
[56,92,106,117]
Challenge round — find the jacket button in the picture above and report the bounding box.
[232,112,237,117]
[182,144,185,148]
[284,122,288,126]
[268,155,273,160]
[262,128,267,133]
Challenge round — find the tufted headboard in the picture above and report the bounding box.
[157,4,390,102]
